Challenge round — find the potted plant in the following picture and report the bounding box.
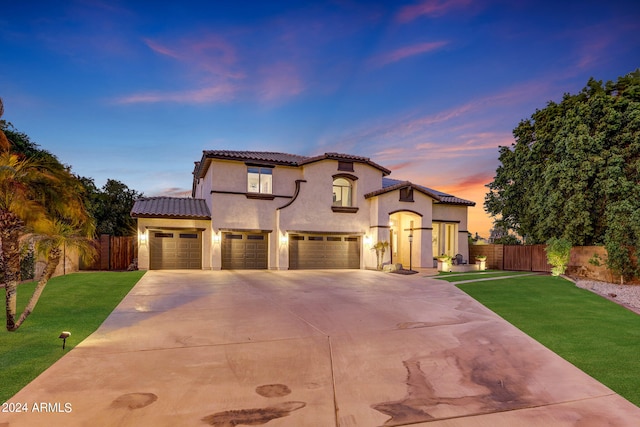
[436,254,452,272]
[475,255,487,270]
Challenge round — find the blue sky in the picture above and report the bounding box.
[1,0,639,236]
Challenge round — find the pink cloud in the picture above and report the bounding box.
[396,0,473,23]
[257,62,305,102]
[115,84,236,105]
[143,38,181,60]
[438,172,494,195]
[372,41,448,67]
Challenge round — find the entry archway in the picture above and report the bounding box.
[389,210,422,269]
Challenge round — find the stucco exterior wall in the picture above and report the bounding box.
[278,160,378,234]
[432,204,470,262]
[136,217,212,270]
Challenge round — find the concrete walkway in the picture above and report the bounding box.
[2,270,640,426]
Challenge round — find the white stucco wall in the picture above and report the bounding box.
[278,160,380,233]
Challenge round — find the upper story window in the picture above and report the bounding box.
[333,177,352,207]
[247,167,272,194]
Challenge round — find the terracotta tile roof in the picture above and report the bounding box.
[203,150,308,165]
[364,178,476,206]
[299,152,391,175]
[194,150,392,179]
[131,197,211,219]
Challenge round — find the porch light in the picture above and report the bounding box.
[212,233,221,244]
[280,234,289,246]
[364,235,372,246]
[139,232,147,245]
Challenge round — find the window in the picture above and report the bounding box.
[154,233,174,238]
[247,167,272,194]
[333,177,352,207]
[400,187,414,202]
[432,222,457,257]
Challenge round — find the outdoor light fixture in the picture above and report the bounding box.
[364,235,372,246]
[280,234,289,246]
[139,232,147,245]
[213,233,221,244]
[59,331,71,350]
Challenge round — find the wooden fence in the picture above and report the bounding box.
[470,244,638,282]
[82,235,137,271]
[470,244,552,273]
[503,244,552,272]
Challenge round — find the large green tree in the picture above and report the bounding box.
[485,70,640,280]
[78,177,142,236]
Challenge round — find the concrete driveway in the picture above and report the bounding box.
[3,270,640,426]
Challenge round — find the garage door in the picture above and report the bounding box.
[149,230,202,269]
[289,234,360,269]
[221,232,268,269]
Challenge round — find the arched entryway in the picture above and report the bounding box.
[388,210,422,269]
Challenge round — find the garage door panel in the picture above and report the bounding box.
[149,230,202,270]
[289,234,360,269]
[221,233,268,269]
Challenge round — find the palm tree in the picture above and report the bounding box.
[2,151,96,331]
[14,219,96,329]
[1,151,51,330]
[0,97,10,151]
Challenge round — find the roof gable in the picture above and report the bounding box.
[364,178,475,206]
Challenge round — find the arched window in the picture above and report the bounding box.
[333,177,352,207]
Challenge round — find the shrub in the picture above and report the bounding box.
[545,237,572,276]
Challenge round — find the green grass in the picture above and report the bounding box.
[435,270,532,282]
[457,275,640,406]
[0,271,145,403]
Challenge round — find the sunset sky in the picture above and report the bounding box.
[1,0,639,237]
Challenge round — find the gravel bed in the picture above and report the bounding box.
[573,278,640,314]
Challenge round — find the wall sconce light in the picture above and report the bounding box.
[364,235,372,246]
[213,233,221,244]
[280,234,289,246]
[139,232,147,245]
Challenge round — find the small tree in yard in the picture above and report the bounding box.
[13,219,96,329]
[372,241,389,270]
[545,237,572,276]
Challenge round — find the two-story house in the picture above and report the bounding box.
[131,150,475,270]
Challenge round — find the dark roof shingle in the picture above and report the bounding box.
[131,197,211,219]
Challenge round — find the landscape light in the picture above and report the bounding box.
[59,331,71,349]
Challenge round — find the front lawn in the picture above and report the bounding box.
[457,275,640,407]
[0,271,145,403]
[435,271,532,282]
